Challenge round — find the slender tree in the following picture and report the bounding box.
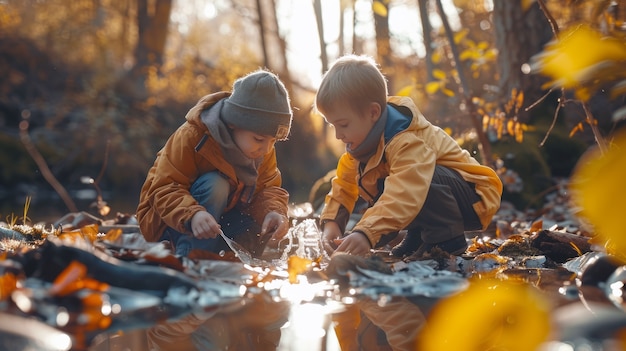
[373,0,393,87]
[418,0,435,82]
[492,0,553,121]
[124,0,172,100]
[435,0,492,164]
[314,0,330,74]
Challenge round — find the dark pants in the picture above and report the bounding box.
[160,172,264,257]
[402,165,482,244]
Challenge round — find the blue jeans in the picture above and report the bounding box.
[160,172,262,257]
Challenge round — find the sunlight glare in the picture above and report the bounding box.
[278,302,338,351]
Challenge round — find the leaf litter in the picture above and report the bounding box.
[0,178,624,350]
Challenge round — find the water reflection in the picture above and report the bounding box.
[4,217,626,350]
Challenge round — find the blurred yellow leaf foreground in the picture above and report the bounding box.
[571,129,626,261]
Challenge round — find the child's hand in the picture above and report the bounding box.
[334,231,371,257]
[190,211,221,239]
[262,211,289,240]
[321,221,342,254]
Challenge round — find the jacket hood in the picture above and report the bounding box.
[184,91,231,128]
[388,96,430,131]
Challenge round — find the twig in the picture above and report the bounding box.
[537,0,560,36]
[94,140,111,184]
[582,101,608,153]
[525,87,555,112]
[539,91,564,147]
[19,119,78,213]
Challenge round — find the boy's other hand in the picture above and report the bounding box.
[190,211,221,239]
[262,211,289,240]
[334,231,371,257]
[321,221,342,255]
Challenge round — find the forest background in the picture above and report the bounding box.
[0,0,625,223]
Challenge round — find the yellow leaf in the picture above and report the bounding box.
[432,51,442,64]
[569,122,584,137]
[426,81,441,94]
[395,84,414,97]
[453,29,468,44]
[570,129,626,260]
[507,120,516,136]
[459,49,473,61]
[515,126,524,143]
[287,256,313,284]
[442,87,455,97]
[372,1,388,17]
[536,25,626,90]
[432,69,446,80]
[418,278,551,351]
[484,49,497,60]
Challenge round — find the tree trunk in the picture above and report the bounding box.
[373,1,393,87]
[338,0,346,55]
[435,0,492,165]
[351,0,361,54]
[418,0,435,82]
[266,0,292,92]
[256,0,270,68]
[123,0,172,100]
[493,1,553,122]
[314,0,329,74]
[134,0,171,70]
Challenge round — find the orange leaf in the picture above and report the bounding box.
[287,255,313,284]
[50,261,87,296]
[530,220,543,232]
[102,228,123,242]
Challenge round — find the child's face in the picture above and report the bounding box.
[323,102,381,150]
[231,127,277,159]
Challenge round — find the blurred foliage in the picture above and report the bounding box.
[571,129,626,262]
[532,24,626,102]
[417,277,551,351]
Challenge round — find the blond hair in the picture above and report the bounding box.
[315,54,388,116]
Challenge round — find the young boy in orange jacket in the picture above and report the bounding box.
[136,70,292,258]
[316,55,503,259]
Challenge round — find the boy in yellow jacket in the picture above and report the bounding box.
[316,55,503,259]
[137,70,292,258]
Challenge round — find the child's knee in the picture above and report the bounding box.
[191,172,230,211]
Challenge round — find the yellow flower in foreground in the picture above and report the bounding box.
[534,25,626,90]
[417,278,551,351]
[570,130,626,260]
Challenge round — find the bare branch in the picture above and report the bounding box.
[19,119,78,213]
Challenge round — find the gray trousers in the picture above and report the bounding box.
[392,165,482,245]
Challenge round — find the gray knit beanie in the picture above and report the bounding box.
[222,70,293,140]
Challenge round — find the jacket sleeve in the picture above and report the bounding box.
[353,135,437,246]
[147,125,208,234]
[241,147,289,224]
[320,153,360,230]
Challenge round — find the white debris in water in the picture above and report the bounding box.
[272,219,330,269]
